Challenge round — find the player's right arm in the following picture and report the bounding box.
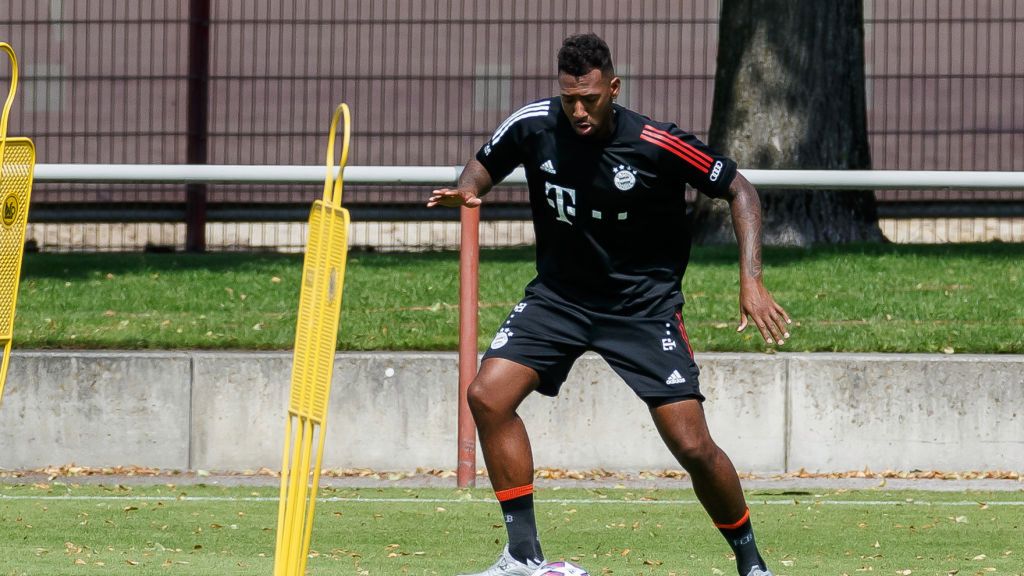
[427,99,549,209]
[426,159,492,208]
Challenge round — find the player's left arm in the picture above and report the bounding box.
[647,122,791,345]
[721,172,792,345]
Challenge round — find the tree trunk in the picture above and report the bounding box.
[694,0,883,246]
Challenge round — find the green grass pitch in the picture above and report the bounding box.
[1,483,1021,575]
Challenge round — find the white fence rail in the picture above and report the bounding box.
[31,164,1024,189]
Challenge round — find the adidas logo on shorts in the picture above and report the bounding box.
[539,159,556,174]
[665,370,686,385]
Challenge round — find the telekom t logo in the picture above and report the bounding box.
[544,181,576,224]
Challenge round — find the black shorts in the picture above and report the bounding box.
[482,287,703,407]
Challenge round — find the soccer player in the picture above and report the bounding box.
[427,33,790,576]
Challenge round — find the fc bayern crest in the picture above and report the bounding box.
[613,164,637,191]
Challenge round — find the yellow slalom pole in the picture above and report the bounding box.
[272,103,352,576]
[273,416,294,563]
[297,424,328,576]
[0,42,35,405]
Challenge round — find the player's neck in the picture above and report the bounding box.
[589,109,618,143]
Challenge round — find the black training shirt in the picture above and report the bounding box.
[476,97,738,316]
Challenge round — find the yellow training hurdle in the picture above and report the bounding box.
[0,42,35,405]
[273,103,352,576]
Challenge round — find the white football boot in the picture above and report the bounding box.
[745,566,775,576]
[456,544,544,576]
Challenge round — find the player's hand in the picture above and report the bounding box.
[427,187,482,208]
[737,278,792,346]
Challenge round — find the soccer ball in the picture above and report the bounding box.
[537,560,589,576]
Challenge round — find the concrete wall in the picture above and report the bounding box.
[0,351,1021,473]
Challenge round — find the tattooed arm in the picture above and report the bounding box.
[426,159,493,208]
[722,173,792,345]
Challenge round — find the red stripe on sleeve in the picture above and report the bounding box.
[642,125,713,164]
[641,128,713,170]
[640,131,711,173]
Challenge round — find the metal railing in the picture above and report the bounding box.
[2,0,1023,250]
[16,164,1023,251]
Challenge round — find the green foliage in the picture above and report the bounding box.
[12,244,1024,352]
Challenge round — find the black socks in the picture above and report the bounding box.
[496,484,544,564]
[715,508,768,575]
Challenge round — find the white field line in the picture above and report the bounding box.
[0,494,1022,506]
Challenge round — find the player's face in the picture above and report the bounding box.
[558,68,621,139]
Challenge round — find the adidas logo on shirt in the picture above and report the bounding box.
[539,160,556,174]
[665,370,686,385]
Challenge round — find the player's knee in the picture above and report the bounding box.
[669,433,718,469]
[466,379,511,422]
[466,382,487,416]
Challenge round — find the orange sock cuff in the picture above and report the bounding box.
[495,484,534,502]
[714,507,750,530]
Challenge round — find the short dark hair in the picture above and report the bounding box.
[557,33,614,77]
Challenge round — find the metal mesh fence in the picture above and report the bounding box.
[865,0,1024,242]
[1,0,1022,251]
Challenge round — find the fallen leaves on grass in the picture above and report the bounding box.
[2,464,1020,483]
[791,468,1021,481]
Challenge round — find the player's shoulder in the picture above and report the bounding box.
[488,97,559,144]
[510,96,560,120]
[616,106,692,141]
[617,107,708,162]
[500,97,560,129]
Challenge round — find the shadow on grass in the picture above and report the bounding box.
[20,247,527,279]
[349,247,534,267]
[21,242,1023,280]
[20,252,305,280]
[689,241,1024,267]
